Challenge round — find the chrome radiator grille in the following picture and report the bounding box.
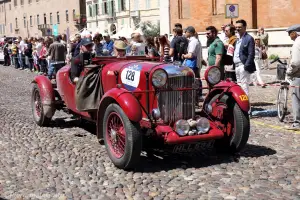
[158,76,195,123]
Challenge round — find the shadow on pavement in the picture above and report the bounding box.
[134,144,276,173]
[251,102,275,107]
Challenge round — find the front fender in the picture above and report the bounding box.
[228,85,250,112]
[99,88,142,122]
[32,75,55,117]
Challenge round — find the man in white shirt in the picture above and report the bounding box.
[219,24,228,44]
[286,24,300,129]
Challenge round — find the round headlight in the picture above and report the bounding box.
[196,117,210,133]
[175,120,190,136]
[152,69,167,88]
[205,66,221,85]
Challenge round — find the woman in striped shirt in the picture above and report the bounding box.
[158,35,171,62]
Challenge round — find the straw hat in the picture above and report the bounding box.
[114,40,127,50]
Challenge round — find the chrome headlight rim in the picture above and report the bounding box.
[175,119,190,136]
[196,117,211,134]
[151,69,168,88]
[204,66,221,85]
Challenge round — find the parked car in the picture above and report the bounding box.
[31,56,250,170]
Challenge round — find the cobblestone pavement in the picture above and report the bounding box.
[0,65,299,200]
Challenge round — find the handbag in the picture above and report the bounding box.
[262,50,268,60]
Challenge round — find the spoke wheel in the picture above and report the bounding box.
[31,84,52,126]
[277,87,288,122]
[103,103,142,170]
[106,112,126,158]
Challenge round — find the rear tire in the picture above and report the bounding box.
[277,86,288,122]
[103,103,142,170]
[31,84,52,126]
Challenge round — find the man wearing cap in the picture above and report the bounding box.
[113,40,127,58]
[103,33,114,56]
[286,24,300,129]
[70,38,94,82]
[182,26,203,101]
[47,36,67,79]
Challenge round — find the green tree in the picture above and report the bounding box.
[139,21,160,37]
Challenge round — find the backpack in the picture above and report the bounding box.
[174,36,189,62]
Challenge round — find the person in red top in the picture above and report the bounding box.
[38,41,48,75]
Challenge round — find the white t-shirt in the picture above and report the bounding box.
[131,41,146,56]
[187,36,202,68]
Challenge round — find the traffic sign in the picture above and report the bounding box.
[225,4,239,19]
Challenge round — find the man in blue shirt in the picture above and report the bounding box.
[103,33,114,56]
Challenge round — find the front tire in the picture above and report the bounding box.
[215,100,250,153]
[103,103,142,170]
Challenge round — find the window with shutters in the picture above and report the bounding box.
[37,14,39,25]
[57,12,60,24]
[29,0,32,4]
[178,0,191,19]
[50,13,52,24]
[14,0,17,6]
[134,0,138,10]
[10,23,12,33]
[66,10,69,22]
[119,0,125,11]
[21,0,24,5]
[103,1,108,14]
[89,5,92,17]
[44,13,46,24]
[23,17,26,28]
[212,0,225,15]
[73,9,76,20]
[15,18,18,28]
[30,16,32,26]
[95,4,99,16]
[145,0,150,9]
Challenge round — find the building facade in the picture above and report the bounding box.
[0,0,86,38]
[170,0,300,57]
[86,0,160,34]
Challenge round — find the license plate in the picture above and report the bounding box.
[172,141,215,153]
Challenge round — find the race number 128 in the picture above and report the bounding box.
[126,70,135,81]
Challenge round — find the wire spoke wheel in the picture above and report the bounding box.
[106,112,126,159]
[277,87,288,122]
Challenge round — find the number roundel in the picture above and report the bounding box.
[121,64,142,91]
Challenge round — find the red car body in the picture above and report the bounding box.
[31,56,250,169]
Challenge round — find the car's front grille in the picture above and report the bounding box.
[158,76,195,123]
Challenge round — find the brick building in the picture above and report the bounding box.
[86,0,160,34]
[0,0,86,38]
[170,0,300,57]
[170,0,300,32]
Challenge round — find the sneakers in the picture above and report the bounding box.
[285,123,300,130]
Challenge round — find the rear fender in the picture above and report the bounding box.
[96,88,142,139]
[228,85,250,112]
[32,75,55,117]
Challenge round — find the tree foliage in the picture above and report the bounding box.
[139,21,160,37]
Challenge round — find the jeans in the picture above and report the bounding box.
[252,58,264,85]
[18,53,23,68]
[48,61,65,79]
[13,55,19,68]
[292,78,300,124]
[39,59,47,73]
[26,56,34,71]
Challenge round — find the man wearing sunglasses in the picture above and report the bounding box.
[286,24,300,129]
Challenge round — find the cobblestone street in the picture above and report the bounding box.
[0,65,299,200]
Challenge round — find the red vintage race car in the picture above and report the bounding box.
[31,56,250,170]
